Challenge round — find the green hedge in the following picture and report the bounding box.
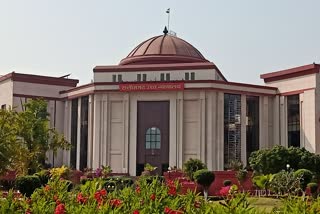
[15,175,41,197]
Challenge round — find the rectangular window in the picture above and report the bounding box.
[160,73,165,81]
[166,73,170,81]
[1,104,6,110]
[224,94,241,169]
[112,75,117,82]
[142,74,147,81]
[137,74,141,81]
[191,72,195,80]
[118,74,122,82]
[288,95,300,147]
[246,96,259,163]
[185,73,189,80]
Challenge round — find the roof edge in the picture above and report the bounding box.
[0,72,79,87]
[260,63,320,83]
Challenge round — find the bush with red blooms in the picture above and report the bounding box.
[0,175,267,213]
[54,203,66,214]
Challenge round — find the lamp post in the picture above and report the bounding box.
[286,164,290,171]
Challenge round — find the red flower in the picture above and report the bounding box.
[76,192,87,204]
[54,203,65,214]
[150,193,156,201]
[164,207,183,214]
[25,208,32,214]
[110,199,122,208]
[164,207,172,213]
[53,195,58,202]
[168,186,177,196]
[135,186,141,194]
[219,186,231,196]
[167,179,175,187]
[133,210,140,214]
[55,199,61,205]
[100,189,107,196]
[44,185,50,192]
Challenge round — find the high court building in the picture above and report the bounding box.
[0,29,319,175]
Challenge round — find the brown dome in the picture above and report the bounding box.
[119,33,208,65]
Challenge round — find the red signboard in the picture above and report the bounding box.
[119,82,184,92]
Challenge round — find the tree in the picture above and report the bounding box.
[0,99,70,175]
[249,145,320,176]
[0,108,19,175]
[15,99,70,175]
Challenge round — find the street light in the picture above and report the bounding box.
[286,164,290,171]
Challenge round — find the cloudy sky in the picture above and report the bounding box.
[0,0,319,85]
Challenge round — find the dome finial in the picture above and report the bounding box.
[163,26,168,35]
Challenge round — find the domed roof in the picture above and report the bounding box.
[119,30,208,65]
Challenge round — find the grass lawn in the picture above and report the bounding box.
[249,197,282,212]
[211,197,282,213]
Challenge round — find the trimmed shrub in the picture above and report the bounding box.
[194,169,215,189]
[294,169,313,191]
[15,175,41,197]
[223,180,232,186]
[34,170,50,186]
[183,159,207,181]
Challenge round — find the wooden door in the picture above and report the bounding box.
[136,101,169,175]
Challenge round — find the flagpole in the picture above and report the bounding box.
[168,11,170,32]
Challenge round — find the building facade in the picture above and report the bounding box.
[1,30,319,175]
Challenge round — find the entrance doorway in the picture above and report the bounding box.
[136,101,169,175]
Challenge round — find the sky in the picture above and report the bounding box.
[0,0,320,85]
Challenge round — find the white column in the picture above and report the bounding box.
[92,94,102,169]
[240,94,247,165]
[101,94,109,166]
[87,95,94,168]
[273,95,280,146]
[259,96,269,149]
[299,93,305,148]
[216,92,224,170]
[129,96,137,176]
[206,92,214,170]
[279,96,287,147]
[169,95,177,168]
[200,91,206,163]
[63,100,71,166]
[123,93,130,173]
[76,98,82,170]
[176,91,183,169]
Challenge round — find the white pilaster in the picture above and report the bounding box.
[177,91,183,169]
[206,92,214,170]
[200,91,206,163]
[279,96,287,147]
[101,94,109,166]
[216,92,224,170]
[87,95,94,168]
[63,100,71,166]
[273,95,280,146]
[76,98,81,170]
[123,93,130,173]
[169,95,177,168]
[92,94,102,169]
[240,94,247,165]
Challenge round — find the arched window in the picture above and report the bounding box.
[145,127,161,149]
